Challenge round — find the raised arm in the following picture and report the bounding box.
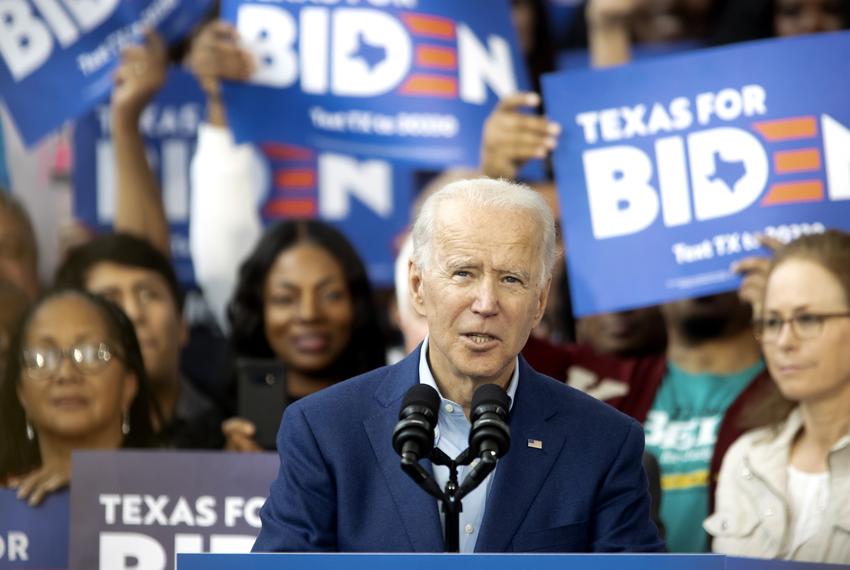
[110,30,171,256]
[587,0,635,68]
[187,20,266,331]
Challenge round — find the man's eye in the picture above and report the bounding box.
[503,276,522,285]
[454,271,470,278]
[764,317,784,330]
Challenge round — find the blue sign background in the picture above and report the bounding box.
[0,488,69,570]
[220,0,528,167]
[543,32,850,317]
[0,0,213,148]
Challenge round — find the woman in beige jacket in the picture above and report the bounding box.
[704,230,850,563]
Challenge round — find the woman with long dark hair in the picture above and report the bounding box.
[222,221,387,451]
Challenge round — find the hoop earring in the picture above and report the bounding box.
[122,412,130,436]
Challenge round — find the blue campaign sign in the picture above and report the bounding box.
[73,66,206,286]
[0,488,69,569]
[68,450,278,570]
[260,143,415,287]
[0,0,213,148]
[542,31,850,317]
[220,0,529,167]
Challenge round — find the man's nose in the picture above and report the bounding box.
[470,278,499,316]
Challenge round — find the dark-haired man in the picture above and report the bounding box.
[55,233,222,448]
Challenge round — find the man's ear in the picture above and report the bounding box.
[409,260,427,318]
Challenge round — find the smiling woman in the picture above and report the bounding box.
[222,220,387,451]
[0,288,159,505]
[705,230,850,562]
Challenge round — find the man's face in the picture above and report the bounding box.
[662,292,752,343]
[84,262,186,387]
[410,201,550,388]
[0,207,39,300]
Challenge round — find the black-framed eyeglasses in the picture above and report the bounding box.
[753,312,850,342]
[21,341,122,380]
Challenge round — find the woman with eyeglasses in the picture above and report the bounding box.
[0,288,159,505]
[705,230,850,562]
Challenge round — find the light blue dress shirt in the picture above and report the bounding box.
[417,337,518,553]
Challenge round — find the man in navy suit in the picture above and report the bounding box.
[253,178,664,553]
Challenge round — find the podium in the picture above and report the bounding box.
[177,553,848,570]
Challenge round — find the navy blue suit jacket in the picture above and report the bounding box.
[253,347,664,552]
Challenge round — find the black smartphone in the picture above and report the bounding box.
[236,358,288,450]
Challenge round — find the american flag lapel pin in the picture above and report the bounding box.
[527,439,543,450]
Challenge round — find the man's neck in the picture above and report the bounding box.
[426,351,512,418]
[666,326,762,375]
[151,373,182,425]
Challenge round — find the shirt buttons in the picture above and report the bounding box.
[764,508,774,517]
[464,524,475,534]
[741,468,753,480]
[444,403,455,413]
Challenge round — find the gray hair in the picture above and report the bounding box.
[411,178,557,284]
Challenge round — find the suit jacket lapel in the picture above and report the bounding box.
[476,359,566,552]
[363,347,444,551]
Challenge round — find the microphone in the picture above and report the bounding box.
[456,383,511,499]
[392,384,440,463]
[468,383,511,459]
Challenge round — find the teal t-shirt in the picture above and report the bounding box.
[644,360,764,553]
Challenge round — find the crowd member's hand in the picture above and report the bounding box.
[480,92,560,180]
[222,417,264,452]
[7,463,70,506]
[731,235,784,318]
[111,30,168,126]
[187,20,254,126]
[586,0,637,28]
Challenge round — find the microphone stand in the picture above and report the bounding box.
[429,448,498,552]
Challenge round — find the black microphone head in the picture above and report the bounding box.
[469,383,510,458]
[470,384,510,419]
[400,384,440,419]
[392,384,440,459]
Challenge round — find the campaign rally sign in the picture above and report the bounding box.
[542,32,850,317]
[0,0,213,148]
[0,488,69,570]
[68,450,278,570]
[260,143,415,286]
[73,66,205,286]
[73,79,414,289]
[220,0,528,167]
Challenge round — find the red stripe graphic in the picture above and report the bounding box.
[773,148,821,174]
[262,143,314,161]
[753,117,818,141]
[761,181,824,205]
[399,75,458,98]
[401,13,455,39]
[274,169,316,189]
[415,45,457,69]
[264,199,317,218]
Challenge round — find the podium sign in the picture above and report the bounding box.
[178,553,847,570]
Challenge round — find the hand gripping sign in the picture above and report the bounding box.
[542,31,850,317]
[220,0,529,167]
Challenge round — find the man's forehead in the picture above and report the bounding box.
[86,262,169,290]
